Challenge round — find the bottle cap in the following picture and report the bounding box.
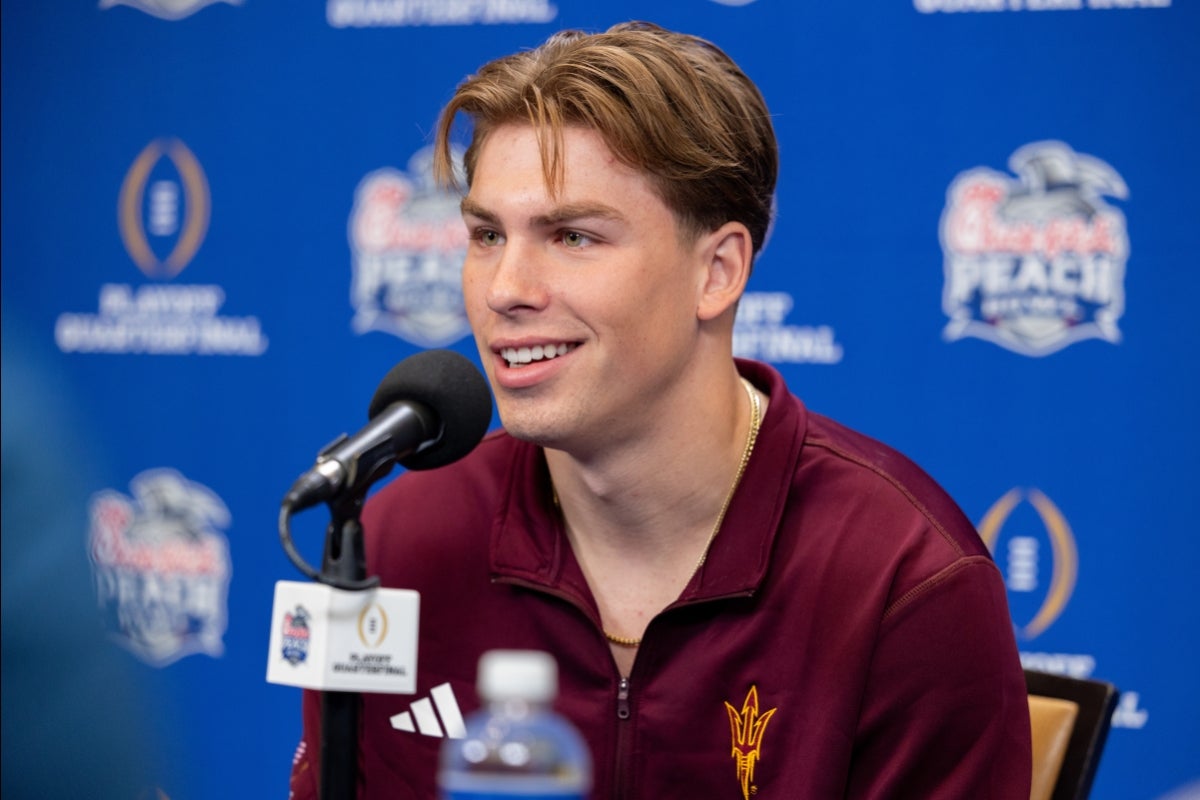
[477,650,558,703]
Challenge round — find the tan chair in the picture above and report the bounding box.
[1025,669,1119,800]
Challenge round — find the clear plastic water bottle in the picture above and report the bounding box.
[438,650,592,800]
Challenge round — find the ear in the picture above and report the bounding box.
[696,221,753,322]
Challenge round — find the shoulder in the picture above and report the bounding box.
[791,410,1005,622]
[360,430,526,581]
[367,428,519,510]
[803,412,986,557]
[742,358,987,563]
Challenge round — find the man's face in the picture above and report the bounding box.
[460,123,712,455]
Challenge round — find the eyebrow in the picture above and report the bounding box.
[459,197,499,225]
[460,197,627,228]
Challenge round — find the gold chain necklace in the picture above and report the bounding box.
[603,377,763,649]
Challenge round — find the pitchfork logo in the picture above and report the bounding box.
[725,685,777,800]
[939,141,1129,356]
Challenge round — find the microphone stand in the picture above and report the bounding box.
[319,492,368,800]
[280,480,381,800]
[277,349,492,798]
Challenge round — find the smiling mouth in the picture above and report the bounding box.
[500,343,576,368]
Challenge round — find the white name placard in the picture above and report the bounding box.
[266,581,419,694]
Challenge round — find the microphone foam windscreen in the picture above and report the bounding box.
[368,349,493,470]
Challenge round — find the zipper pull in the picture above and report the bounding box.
[617,676,631,720]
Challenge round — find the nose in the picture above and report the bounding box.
[477,236,550,316]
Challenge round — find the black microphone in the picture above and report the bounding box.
[283,349,492,512]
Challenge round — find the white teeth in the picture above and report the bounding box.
[501,343,573,367]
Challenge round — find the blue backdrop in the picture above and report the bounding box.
[2,1,1197,798]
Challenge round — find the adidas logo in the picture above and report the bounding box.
[390,682,466,738]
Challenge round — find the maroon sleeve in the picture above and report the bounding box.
[848,557,1032,799]
[288,689,321,800]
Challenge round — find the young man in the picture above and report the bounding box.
[291,22,1031,799]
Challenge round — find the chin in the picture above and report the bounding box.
[498,414,570,451]
[502,421,553,446]
[495,409,544,442]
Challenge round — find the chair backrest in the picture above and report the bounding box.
[1028,693,1078,800]
[1025,669,1119,800]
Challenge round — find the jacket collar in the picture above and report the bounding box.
[489,359,807,604]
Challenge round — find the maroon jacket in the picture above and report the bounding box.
[290,360,1031,799]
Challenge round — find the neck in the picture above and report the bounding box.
[546,368,765,668]
[545,368,764,553]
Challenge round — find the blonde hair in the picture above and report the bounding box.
[433,21,778,256]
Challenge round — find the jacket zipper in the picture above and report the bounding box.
[616,676,631,720]
[614,675,632,796]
